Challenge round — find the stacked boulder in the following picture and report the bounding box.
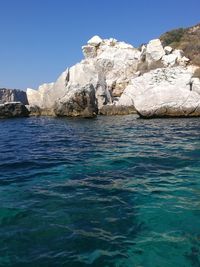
[27,35,200,118]
[27,35,142,117]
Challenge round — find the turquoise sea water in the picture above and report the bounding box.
[0,115,200,267]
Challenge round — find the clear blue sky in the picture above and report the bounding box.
[0,0,199,90]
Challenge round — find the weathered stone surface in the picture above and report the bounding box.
[27,36,166,116]
[172,49,184,60]
[178,56,190,66]
[26,35,199,118]
[118,66,200,118]
[54,84,98,118]
[162,54,178,67]
[27,82,54,108]
[27,105,41,116]
[164,46,173,55]
[0,88,28,105]
[82,45,97,58]
[68,60,112,109]
[146,39,165,63]
[27,105,55,116]
[0,102,29,118]
[99,104,136,115]
[82,36,142,100]
[27,69,69,109]
[87,35,102,47]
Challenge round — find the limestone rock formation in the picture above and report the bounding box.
[118,66,200,118]
[146,39,165,63]
[27,105,55,116]
[0,88,28,105]
[27,70,68,108]
[54,84,98,118]
[99,104,136,116]
[26,31,200,118]
[27,35,142,115]
[0,102,29,119]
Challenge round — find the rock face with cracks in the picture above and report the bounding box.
[27,35,143,116]
[54,84,98,118]
[26,33,200,118]
[118,66,200,118]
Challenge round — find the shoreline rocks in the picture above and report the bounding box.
[99,104,136,115]
[54,84,98,118]
[0,102,29,119]
[118,66,200,118]
[3,32,200,119]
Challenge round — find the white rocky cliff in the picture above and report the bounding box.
[118,66,200,117]
[27,35,200,118]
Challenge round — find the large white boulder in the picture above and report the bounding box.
[146,39,165,63]
[162,54,178,67]
[82,36,142,97]
[66,60,112,109]
[118,66,200,117]
[27,82,54,107]
[87,35,103,46]
[164,46,173,55]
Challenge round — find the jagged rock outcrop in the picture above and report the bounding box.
[54,84,98,117]
[27,36,143,116]
[0,102,29,119]
[26,30,200,118]
[27,68,69,108]
[0,88,28,105]
[118,66,200,118]
[146,39,165,63]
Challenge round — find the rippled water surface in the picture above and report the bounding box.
[0,115,200,267]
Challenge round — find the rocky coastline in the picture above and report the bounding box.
[1,25,200,119]
[0,102,29,119]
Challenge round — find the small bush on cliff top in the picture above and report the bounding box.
[160,28,186,47]
[160,23,200,66]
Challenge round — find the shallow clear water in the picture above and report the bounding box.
[0,115,200,267]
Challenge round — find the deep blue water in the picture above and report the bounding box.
[0,115,200,267]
